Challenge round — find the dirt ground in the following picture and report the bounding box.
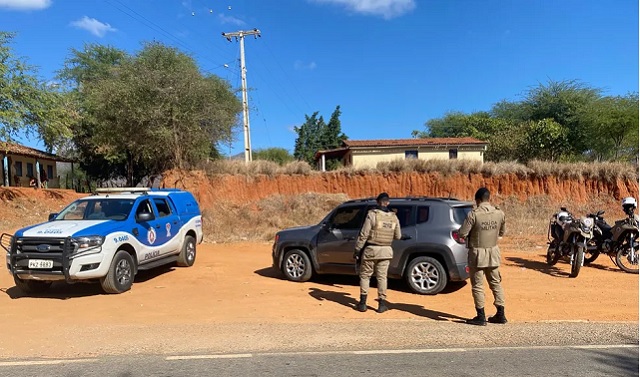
[0,238,637,358]
[0,185,636,361]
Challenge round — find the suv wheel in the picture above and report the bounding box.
[282,249,313,282]
[101,250,135,294]
[13,276,52,294]
[177,235,196,267]
[405,256,447,295]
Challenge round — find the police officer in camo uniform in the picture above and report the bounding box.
[353,192,401,313]
[459,187,507,326]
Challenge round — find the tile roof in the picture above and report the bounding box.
[0,142,74,162]
[343,137,488,148]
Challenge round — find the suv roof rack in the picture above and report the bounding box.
[344,196,462,204]
[93,188,150,196]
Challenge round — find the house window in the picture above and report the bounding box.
[449,149,458,160]
[26,163,34,178]
[47,165,54,180]
[14,161,22,177]
[405,150,418,159]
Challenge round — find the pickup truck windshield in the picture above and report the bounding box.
[55,199,135,221]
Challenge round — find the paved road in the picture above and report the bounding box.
[0,344,637,377]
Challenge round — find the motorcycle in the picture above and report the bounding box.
[546,207,595,278]
[584,210,639,274]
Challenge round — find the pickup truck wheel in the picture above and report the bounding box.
[100,250,135,294]
[405,256,448,295]
[177,235,196,267]
[13,276,52,294]
[282,249,313,282]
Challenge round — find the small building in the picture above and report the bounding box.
[0,142,75,189]
[315,137,489,171]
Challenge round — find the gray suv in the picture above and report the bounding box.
[272,197,473,295]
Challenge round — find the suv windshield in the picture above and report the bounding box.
[55,199,135,221]
[452,206,473,225]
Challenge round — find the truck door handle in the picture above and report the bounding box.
[173,221,178,225]
[345,236,355,241]
[155,225,161,229]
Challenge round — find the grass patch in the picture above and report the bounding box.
[198,159,637,181]
[203,193,348,242]
[200,160,314,177]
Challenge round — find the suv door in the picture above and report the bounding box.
[316,204,368,265]
[388,204,418,272]
[133,199,164,263]
[151,197,181,255]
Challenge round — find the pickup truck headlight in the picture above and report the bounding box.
[71,235,105,255]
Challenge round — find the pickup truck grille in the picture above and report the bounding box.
[15,237,66,254]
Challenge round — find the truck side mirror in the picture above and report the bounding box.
[48,213,58,221]
[137,212,154,222]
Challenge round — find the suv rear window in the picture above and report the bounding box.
[389,205,414,228]
[452,206,472,224]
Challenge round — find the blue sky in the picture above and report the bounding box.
[1,0,638,156]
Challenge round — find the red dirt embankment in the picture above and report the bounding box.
[162,170,638,208]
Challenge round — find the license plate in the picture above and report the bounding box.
[28,259,53,269]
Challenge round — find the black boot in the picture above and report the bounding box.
[357,295,367,312]
[488,305,508,324]
[466,307,487,326]
[377,299,388,313]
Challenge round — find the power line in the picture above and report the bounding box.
[104,0,230,74]
[222,29,261,163]
[261,38,313,111]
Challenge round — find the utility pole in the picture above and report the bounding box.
[222,28,261,163]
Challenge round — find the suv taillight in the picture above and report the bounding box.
[274,234,279,244]
[452,230,465,244]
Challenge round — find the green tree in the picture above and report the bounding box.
[253,147,294,165]
[59,42,241,186]
[293,112,325,166]
[522,119,570,161]
[0,32,73,150]
[493,79,601,155]
[584,94,639,161]
[293,107,347,169]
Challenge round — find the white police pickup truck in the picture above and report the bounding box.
[2,188,203,294]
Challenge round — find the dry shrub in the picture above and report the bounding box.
[373,159,536,177]
[201,159,315,177]
[279,161,313,175]
[200,158,636,181]
[202,193,348,242]
[526,160,637,181]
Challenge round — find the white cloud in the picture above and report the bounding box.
[0,0,51,10]
[309,0,416,19]
[70,16,117,37]
[218,13,246,26]
[294,60,317,71]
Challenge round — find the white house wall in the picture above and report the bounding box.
[350,147,484,169]
[6,156,59,188]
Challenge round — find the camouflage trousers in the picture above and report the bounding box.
[359,259,390,300]
[469,266,505,309]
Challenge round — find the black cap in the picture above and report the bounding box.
[376,192,390,202]
[474,187,490,201]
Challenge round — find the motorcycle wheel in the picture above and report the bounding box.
[546,244,560,266]
[583,240,599,266]
[569,244,583,278]
[615,241,639,274]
